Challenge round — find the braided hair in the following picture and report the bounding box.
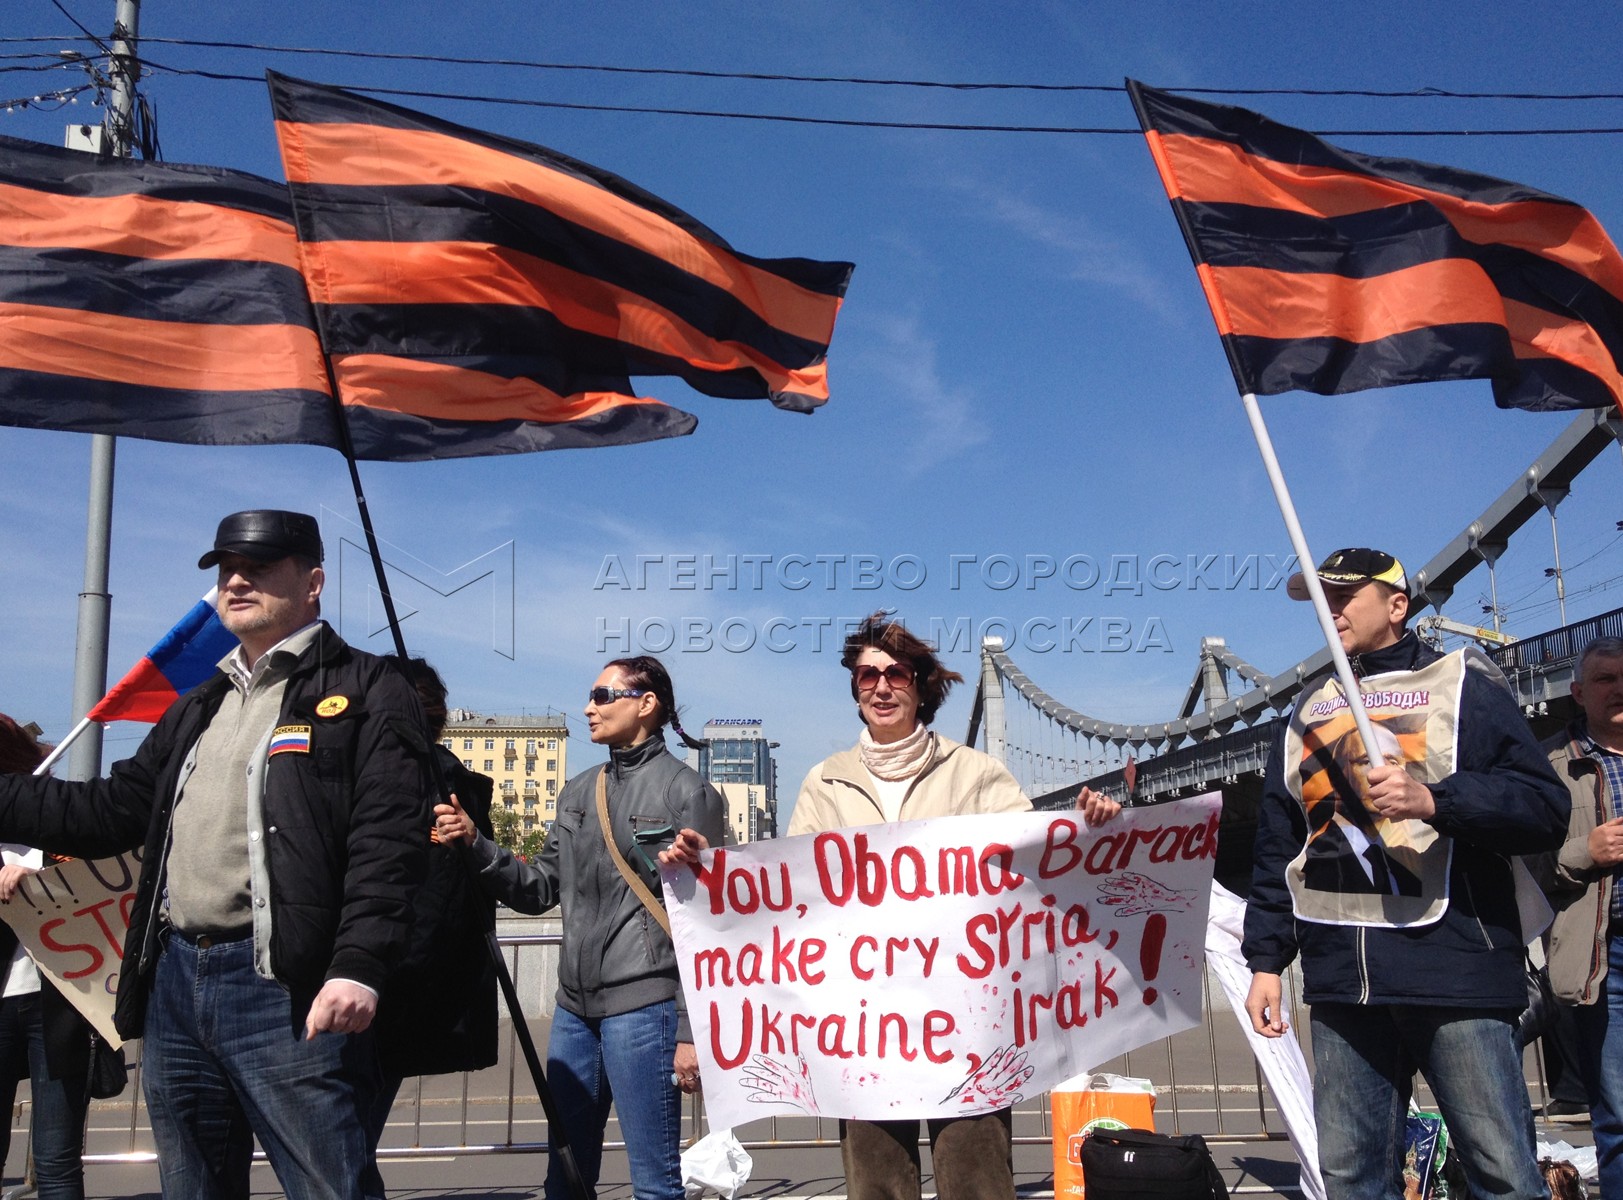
[603,656,707,751]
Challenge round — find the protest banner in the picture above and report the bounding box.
[0,849,140,1047]
[663,796,1220,1128]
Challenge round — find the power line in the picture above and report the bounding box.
[8,34,1623,102]
[133,61,1623,136]
[0,83,92,113]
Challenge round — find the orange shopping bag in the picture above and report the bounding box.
[1050,1073,1157,1199]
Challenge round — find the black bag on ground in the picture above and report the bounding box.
[1080,1127,1229,1200]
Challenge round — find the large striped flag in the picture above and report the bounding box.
[1128,81,1623,414]
[0,134,338,447]
[267,73,854,461]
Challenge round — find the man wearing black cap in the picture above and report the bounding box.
[1241,548,1567,1200]
[0,510,433,1200]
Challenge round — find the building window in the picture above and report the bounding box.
[484,738,494,751]
[505,738,515,750]
[547,740,556,751]
[546,799,556,813]
[483,759,494,772]
[526,740,537,755]
[526,759,535,775]
[546,759,556,772]
[547,780,558,795]
[462,739,473,751]
[462,759,472,769]
[501,780,514,792]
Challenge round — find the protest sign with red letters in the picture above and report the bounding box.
[0,850,139,1047]
[663,797,1219,1128]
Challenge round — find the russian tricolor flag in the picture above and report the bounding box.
[87,590,239,723]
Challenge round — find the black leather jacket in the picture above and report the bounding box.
[0,625,433,1037]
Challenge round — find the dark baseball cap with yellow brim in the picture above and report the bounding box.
[1286,548,1408,601]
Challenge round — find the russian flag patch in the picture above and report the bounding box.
[269,725,312,756]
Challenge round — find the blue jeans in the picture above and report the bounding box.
[1310,1003,1544,1200]
[0,993,89,1200]
[544,1000,682,1200]
[142,933,379,1200]
[1572,932,1623,1200]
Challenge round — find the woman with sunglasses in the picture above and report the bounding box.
[664,613,1119,1200]
[435,657,723,1200]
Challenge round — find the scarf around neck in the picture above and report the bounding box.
[859,721,933,781]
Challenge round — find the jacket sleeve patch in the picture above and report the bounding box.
[268,725,313,756]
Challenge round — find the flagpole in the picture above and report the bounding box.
[1125,82,1387,758]
[1239,391,1384,756]
[34,717,92,777]
[314,366,593,1200]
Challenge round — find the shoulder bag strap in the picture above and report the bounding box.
[595,766,672,936]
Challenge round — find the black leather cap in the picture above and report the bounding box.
[198,510,324,569]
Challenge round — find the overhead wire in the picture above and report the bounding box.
[5,34,1623,101]
[6,32,1623,134]
[120,60,1623,136]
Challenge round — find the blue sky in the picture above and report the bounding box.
[4,0,1622,810]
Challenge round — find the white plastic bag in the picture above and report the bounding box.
[682,1126,753,1199]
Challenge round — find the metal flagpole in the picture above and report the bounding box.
[64,0,141,781]
[1238,391,1385,758]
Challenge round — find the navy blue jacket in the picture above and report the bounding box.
[1242,633,1569,1008]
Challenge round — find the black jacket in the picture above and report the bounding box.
[0,625,433,1038]
[1242,632,1569,1008]
[373,749,499,1078]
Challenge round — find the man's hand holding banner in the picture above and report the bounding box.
[663,797,1220,1129]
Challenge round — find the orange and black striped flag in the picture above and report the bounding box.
[0,133,337,448]
[267,73,854,461]
[1128,81,1623,414]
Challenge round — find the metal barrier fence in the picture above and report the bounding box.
[63,931,1549,1174]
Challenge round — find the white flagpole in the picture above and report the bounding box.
[1239,392,1384,756]
[34,717,94,777]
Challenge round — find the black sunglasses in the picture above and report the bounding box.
[587,686,647,705]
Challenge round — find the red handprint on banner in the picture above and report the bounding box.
[742,1053,819,1114]
[1094,871,1191,917]
[941,1044,1033,1108]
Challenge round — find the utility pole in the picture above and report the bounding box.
[65,0,138,781]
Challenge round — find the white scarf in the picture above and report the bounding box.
[858,722,932,781]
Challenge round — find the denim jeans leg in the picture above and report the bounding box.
[1310,1004,1412,1200]
[206,944,376,1200]
[599,1001,682,1200]
[1403,1006,1543,1200]
[145,936,376,1200]
[25,999,89,1200]
[144,939,255,1200]
[1573,933,1623,1200]
[544,1006,611,1200]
